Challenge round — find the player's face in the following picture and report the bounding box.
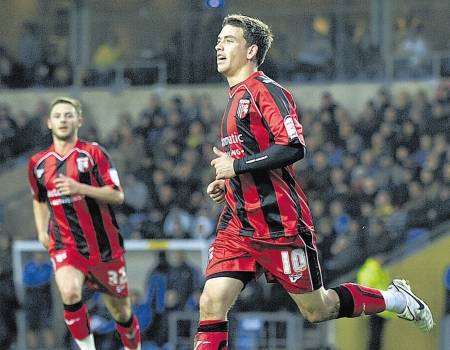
[215,25,251,76]
[47,103,82,141]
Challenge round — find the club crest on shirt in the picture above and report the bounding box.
[237,99,251,119]
[76,156,90,172]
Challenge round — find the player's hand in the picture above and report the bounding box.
[206,179,226,204]
[38,231,50,249]
[211,147,236,179]
[54,174,83,196]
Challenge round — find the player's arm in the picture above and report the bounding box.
[32,199,50,249]
[211,145,304,179]
[206,179,226,203]
[53,174,124,205]
[234,143,305,174]
[78,181,124,204]
[239,83,307,173]
[29,159,50,249]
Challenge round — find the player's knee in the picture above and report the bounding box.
[199,292,227,320]
[301,309,324,323]
[114,306,132,323]
[59,285,82,305]
[299,304,333,323]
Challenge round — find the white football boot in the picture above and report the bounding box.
[389,279,434,332]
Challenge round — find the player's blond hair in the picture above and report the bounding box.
[50,96,82,117]
[223,14,273,66]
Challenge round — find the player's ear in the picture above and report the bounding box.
[247,44,258,62]
[78,115,84,127]
[46,115,52,130]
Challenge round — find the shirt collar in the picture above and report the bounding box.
[228,71,264,97]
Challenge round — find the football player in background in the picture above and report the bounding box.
[28,97,141,350]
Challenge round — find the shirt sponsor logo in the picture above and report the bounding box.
[221,133,243,147]
[48,188,63,198]
[237,99,251,119]
[50,195,83,206]
[221,133,245,158]
[229,149,245,158]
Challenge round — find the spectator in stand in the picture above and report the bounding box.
[296,16,333,80]
[115,125,145,175]
[122,174,149,214]
[0,228,19,350]
[167,252,201,310]
[143,251,170,347]
[91,33,122,86]
[0,104,18,162]
[357,256,394,350]
[396,20,429,78]
[18,22,42,86]
[190,208,215,240]
[326,219,365,276]
[163,206,192,239]
[23,252,55,349]
[0,46,16,88]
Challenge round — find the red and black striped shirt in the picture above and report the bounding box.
[28,139,124,262]
[218,71,314,239]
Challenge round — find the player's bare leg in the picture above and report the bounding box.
[290,282,433,331]
[103,294,141,350]
[55,266,95,350]
[195,277,244,350]
[289,287,340,322]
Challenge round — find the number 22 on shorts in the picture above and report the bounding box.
[107,266,127,286]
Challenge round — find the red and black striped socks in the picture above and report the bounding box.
[332,283,386,317]
[116,315,141,350]
[63,301,90,340]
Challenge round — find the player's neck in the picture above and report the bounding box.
[53,136,78,156]
[226,65,257,87]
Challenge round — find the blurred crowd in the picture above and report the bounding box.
[297,85,449,281]
[0,100,50,163]
[108,93,221,242]
[1,13,446,88]
[0,22,72,89]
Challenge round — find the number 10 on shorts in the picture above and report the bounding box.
[281,248,307,274]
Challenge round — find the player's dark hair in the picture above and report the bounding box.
[223,14,273,67]
[50,96,82,117]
